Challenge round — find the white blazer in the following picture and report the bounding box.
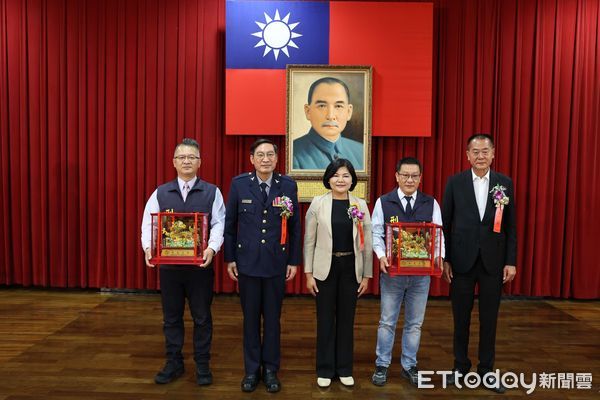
[303,192,373,283]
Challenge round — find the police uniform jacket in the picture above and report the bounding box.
[224,172,302,277]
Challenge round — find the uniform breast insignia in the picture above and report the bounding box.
[242,199,253,204]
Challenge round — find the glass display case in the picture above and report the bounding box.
[385,222,443,277]
[150,212,208,265]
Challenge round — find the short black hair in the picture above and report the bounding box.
[396,157,422,174]
[322,158,358,191]
[307,77,351,104]
[467,133,494,148]
[250,138,278,154]
[174,138,200,156]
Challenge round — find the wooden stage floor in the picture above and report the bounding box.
[0,288,598,399]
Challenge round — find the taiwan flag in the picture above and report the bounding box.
[225,1,432,137]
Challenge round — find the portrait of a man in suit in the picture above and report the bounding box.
[292,77,364,170]
[286,66,371,180]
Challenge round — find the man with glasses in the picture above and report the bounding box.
[293,77,364,170]
[140,138,225,386]
[371,157,444,387]
[441,133,516,393]
[224,138,301,393]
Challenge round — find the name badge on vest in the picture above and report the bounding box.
[242,199,253,204]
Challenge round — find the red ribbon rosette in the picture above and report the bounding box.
[272,196,294,245]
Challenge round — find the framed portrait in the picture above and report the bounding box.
[286,65,372,202]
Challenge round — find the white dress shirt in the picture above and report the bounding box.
[140,176,226,252]
[372,188,445,260]
[472,169,490,221]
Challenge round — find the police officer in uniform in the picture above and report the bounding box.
[224,138,301,393]
[141,138,225,386]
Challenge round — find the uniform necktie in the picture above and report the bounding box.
[404,196,413,214]
[260,182,268,203]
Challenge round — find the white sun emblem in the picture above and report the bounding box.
[252,9,302,61]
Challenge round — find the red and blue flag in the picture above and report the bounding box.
[225,1,433,137]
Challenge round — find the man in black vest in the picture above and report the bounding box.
[140,138,225,386]
[442,133,517,394]
[371,157,444,387]
[224,138,301,393]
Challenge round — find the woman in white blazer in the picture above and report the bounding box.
[304,159,373,388]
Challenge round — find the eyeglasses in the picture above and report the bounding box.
[398,173,421,181]
[174,155,200,162]
[469,149,492,157]
[254,152,276,160]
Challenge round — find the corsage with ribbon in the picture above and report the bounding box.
[347,203,365,251]
[272,196,294,244]
[490,184,509,233]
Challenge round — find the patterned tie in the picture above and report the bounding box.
[183,183,190,202]
[260,182,268,203]
[404,196,413,214]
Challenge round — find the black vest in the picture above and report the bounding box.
[380,189,434,223]
[157,178,216,223]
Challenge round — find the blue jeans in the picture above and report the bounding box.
[375,274,430,370]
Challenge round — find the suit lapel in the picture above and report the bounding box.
[349,194,358,241]
[248,173,264,204]
[268,174,282,205]
[483,170,498,223]
[463,170,481,220]
[323,192,333,237]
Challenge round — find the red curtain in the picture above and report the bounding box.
[1,0,598,298]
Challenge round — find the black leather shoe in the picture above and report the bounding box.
[446,369,465,387]
[196,365,213,385]
[401,366,420,386]
[481,374,507,394]
[241,374,259,392]
[263,369,281,393]
[154,361,184,384]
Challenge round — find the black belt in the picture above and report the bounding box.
[332,251,353,257]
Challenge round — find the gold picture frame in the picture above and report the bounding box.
[286,65,372,202]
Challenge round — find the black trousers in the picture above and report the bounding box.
[450,254,503,374]
[238,272,286,374]
[159,266,214,367]
[315,255,359,378]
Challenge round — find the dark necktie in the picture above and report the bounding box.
[404,196,413,214]
[260,182,268,203]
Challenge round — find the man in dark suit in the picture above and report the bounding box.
[224,138,302,393]
[442,133,517,394]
